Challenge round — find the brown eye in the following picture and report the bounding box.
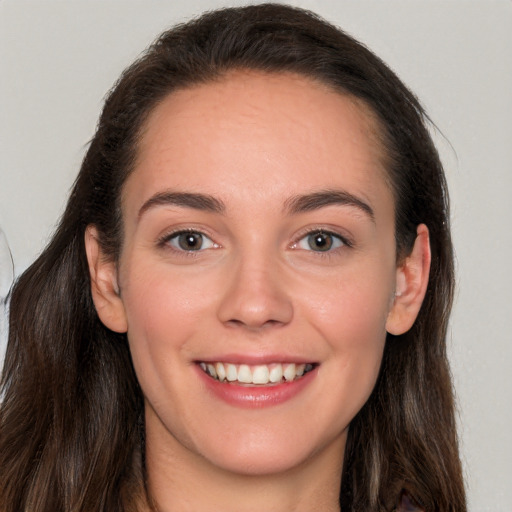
[179,232,203,250]
[308,232,333,251]
[295,230,346,252]
[168,231,216,251]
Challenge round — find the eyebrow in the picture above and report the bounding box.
[138,191,226,219]
[284,189,375,222]
[137,188,374,222]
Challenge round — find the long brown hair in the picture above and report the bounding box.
[0,4,465,511]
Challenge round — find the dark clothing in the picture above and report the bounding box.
[397,492,423,511]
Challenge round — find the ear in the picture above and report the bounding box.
[85,225,128,333]
[386,224,431,335]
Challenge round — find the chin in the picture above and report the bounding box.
[208,449,311,477]
[195,425,346,478]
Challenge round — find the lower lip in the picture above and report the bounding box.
[196,365,317,408]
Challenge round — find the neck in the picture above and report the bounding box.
[144,414,344,512]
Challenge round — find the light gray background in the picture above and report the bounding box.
[0,1,511,510]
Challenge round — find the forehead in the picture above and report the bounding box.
[124,70,392,217]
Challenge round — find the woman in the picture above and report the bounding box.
[0,4,466,511]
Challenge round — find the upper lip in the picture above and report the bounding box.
[194,354,317,365]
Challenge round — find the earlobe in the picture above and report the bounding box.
[386,224,431,335]
[85,226,128,333]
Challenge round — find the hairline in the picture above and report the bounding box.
[113,68,397,258]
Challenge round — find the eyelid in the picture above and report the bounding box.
[290,227,353,251]
[157,227,219,252]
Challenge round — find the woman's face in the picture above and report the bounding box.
[94,71,408,476]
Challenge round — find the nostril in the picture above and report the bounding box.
[216,264,294,328]
[224,317,286,330]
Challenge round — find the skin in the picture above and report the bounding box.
[86,71,430,512]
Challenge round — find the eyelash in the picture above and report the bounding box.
[157,228,218,255]
[291,228,353,254]
[157,227,353,256]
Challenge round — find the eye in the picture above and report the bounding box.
[167,231,217,252]
[295,230,346,252]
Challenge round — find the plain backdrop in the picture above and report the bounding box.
[0,1,511,510]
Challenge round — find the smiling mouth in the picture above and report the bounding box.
[198,361,316,386]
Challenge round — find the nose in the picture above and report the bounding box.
[216,254,294,330]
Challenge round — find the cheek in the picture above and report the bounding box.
[314,288,388,381]
[301,262,393,344]
[298,262,393,398]
[118,260,216,385]
[122,260,215,332]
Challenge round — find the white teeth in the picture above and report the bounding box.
[269,365,283,383]
[200,361,314,385]
[252,365,270,384]
[226,363,238,382]
[215,362,226,381]
[283,363,296,382]
[237,364,252,383]
[206,364,217,378]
